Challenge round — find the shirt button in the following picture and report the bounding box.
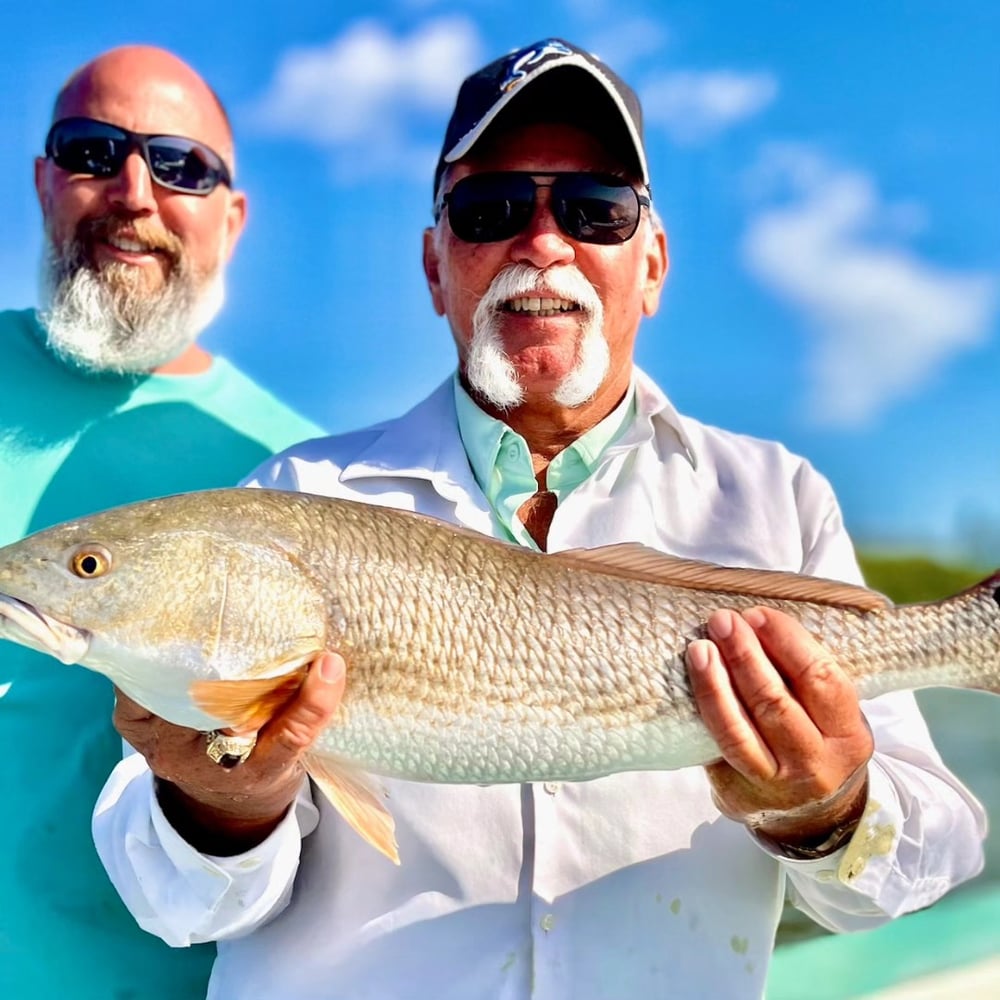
[506,443,520,459]
[540,913,556,932]
[543,782,560,795]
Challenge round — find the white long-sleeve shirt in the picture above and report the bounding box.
[94,372,986,1000]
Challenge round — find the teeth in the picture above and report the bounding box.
[506,296,577,315]
[109,237,151,253]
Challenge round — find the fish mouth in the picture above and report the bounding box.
[0,593,90,664]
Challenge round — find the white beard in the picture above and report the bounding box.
[37,233,225,375]
[467,263,608,410]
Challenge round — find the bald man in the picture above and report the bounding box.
[0,47,322,1000]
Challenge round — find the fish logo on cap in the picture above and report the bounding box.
[499,39,574,93]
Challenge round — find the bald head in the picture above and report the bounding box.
[52,46,235,174]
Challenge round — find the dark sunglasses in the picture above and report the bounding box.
[44,116,232,195]
[436,171,651,245]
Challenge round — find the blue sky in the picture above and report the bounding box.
[4,1,998,564]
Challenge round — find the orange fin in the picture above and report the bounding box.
[191,667,309,732]
[550,544,890,612]
[304,752,400,865]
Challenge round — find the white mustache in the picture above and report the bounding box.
[466,263,609,411]
[477,263,601,317]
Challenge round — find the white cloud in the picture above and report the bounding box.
[580,17,671,73]
[742,144,999,427]
[641,70,777,143]
[242,17,484,180]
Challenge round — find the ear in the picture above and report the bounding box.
[641,223,669,317]
[422,227,446,316]
[221,188,248,262]
[34,156,52,215]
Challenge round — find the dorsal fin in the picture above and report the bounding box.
[548,544,890,612]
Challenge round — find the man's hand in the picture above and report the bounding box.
[113,652,346,855]
[686,607,873,851]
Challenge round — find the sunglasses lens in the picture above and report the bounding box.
[443,173,645,245]
[553,176,642,245]
[445,174,537,243]
[146,137,226,194]
[45,118,229,194]
[47,120,126,178]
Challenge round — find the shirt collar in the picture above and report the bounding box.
[453,375,642,500]
[454,369,697,483]
[452,376,509,498]
[336,367,698,522]
[625,368,698,469]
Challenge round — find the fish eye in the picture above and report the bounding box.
[70,544,112,579]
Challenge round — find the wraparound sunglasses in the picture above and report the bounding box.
[44,116,232,195]
[435,171,651,245]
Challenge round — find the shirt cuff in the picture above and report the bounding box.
[833,756,955,914]
[148,774,303,886]
[128,765,315,942]
[748,760,896,880]
[752,758,957,911]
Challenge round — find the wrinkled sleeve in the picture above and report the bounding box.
[776,693,987,931]
[93,752,319,946]
[768,459,988,930]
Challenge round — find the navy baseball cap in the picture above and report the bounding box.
[433,38,648,199]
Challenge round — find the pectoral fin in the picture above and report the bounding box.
[191,667,310,731]
[304,752,400,865]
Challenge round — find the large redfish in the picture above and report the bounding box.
[0,488,997,862]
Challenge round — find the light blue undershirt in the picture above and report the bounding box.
[453,374,637,549]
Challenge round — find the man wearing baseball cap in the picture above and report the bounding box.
[95,39,985,999]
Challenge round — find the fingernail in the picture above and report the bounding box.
[742,607,766,629]
[707,610,733,641]
[320,654,345,683]
[686,640,711,672]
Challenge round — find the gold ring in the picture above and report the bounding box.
[205,730,257,768]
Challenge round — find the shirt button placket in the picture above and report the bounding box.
[530,782,566,999]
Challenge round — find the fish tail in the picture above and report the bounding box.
[963,569,1000,694]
